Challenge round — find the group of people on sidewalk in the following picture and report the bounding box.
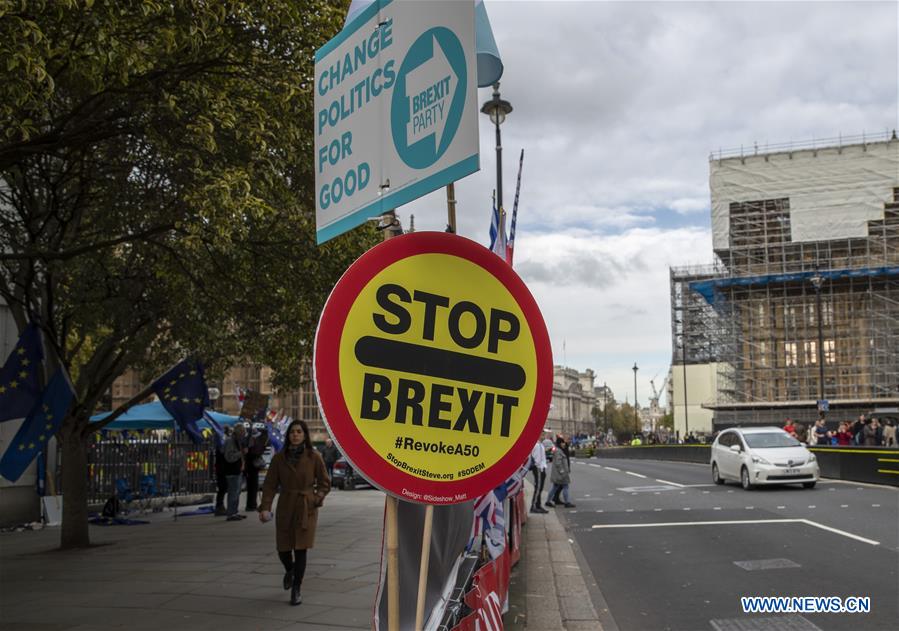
[528,432,577,514]
[783,414,897,447]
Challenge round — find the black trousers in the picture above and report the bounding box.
[278,549,308,585]
[530,466,545,507]
[215,470,227,510]
[244,459,259,511]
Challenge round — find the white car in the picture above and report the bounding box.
[710,426,820,490]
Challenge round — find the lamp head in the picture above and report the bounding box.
[480,82,513,126]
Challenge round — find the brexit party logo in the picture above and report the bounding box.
[391,27,467,169]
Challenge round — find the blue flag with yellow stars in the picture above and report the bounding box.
[0,368,74,482]
[151,360,209,444]
[0,323,44,423]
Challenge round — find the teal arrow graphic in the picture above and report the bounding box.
[391,27,467,169]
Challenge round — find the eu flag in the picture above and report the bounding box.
[0,369,74,482]
[151,360,209,444]
[0,323,44,422]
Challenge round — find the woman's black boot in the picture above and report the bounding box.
[282,570,292,591]
[290,581,302,606]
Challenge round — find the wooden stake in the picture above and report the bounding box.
[386,495,400,631]
[414,504,434,630]
[446,183,457,233]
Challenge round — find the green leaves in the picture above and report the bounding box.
[1,0,370,411]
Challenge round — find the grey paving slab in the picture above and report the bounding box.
[518,481,603,630]
[0,489,385,630]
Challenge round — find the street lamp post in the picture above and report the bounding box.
[675,318,689,440]
[632,363,639,436]
[809,270,826,414]
[480,83,513,210]
[602,381,608,437]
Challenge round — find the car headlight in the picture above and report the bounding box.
[808,453,816,462]
[751,455,770,465]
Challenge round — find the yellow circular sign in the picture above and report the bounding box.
[315,232,552,503]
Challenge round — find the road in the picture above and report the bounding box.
[555,457,899,631]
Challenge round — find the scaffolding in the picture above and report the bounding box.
[672,136,899,427]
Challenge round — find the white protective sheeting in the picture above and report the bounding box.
[710,139,899,251]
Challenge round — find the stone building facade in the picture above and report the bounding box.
[546,366,598,437]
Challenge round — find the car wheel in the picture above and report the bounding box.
[345,476,356,491]
[740,466,753,490]
[802,481,816,489]
[712,462,724,485]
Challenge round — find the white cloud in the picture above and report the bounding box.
[397,0,897,405]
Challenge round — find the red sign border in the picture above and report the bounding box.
[314,232,552,504]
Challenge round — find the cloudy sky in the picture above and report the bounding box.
[399,0,898,407]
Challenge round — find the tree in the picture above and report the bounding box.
[0,0,377,548]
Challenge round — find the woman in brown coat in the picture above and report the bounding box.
[259,419,330,606]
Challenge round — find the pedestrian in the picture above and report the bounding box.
[835,422,853,446]
[783,418,797,439]
[223,424,248,521]
[258,419,331,606]
[883,420,896,447]
[318,438,340,480]
[545,435,576,508]
[244,424,269,512]
[813,418,829,446]
[213,429,229,516]
[529,439,548,514]
[862,419,878,446]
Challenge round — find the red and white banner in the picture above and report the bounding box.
[452,546,511,631]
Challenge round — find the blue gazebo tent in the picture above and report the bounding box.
[89,401,238,431]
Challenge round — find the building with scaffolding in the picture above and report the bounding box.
[671,132,899,433]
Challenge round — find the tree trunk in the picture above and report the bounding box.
[59,423,90,549]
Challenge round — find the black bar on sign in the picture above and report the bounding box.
[354,336,526,391]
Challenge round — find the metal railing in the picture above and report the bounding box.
[82,433,216,504]
[710,130,896,161]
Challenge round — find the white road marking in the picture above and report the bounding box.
[605,467,621,472]
[654,508,662,512]
[655,479,685,487]
[713,507,722,510]
[683,507,691,511]
[588,518,880,546]
[808,505,816,509]
[626,471,647,478]
[840,505,848,508]
[745,507,754,510]
[872,504,881,508]
[589,464,602,468]
[626,509,634,512]
[777,506,785,509]
[801,519,880,546]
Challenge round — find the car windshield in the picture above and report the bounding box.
[743,432,801,448]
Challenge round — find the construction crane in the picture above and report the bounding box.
[648,371,671,432]
[650,373,670,408]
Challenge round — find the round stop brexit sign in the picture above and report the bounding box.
[314,232,552,504]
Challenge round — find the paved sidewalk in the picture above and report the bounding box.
[0,490,385,630]
[1,485,604,630]
[510,485,606,630]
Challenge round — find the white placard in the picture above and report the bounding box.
[314,0,479,244]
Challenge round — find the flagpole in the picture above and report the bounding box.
[414,504,434,631]
[88,359,186,432]
[386,495,400,631]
